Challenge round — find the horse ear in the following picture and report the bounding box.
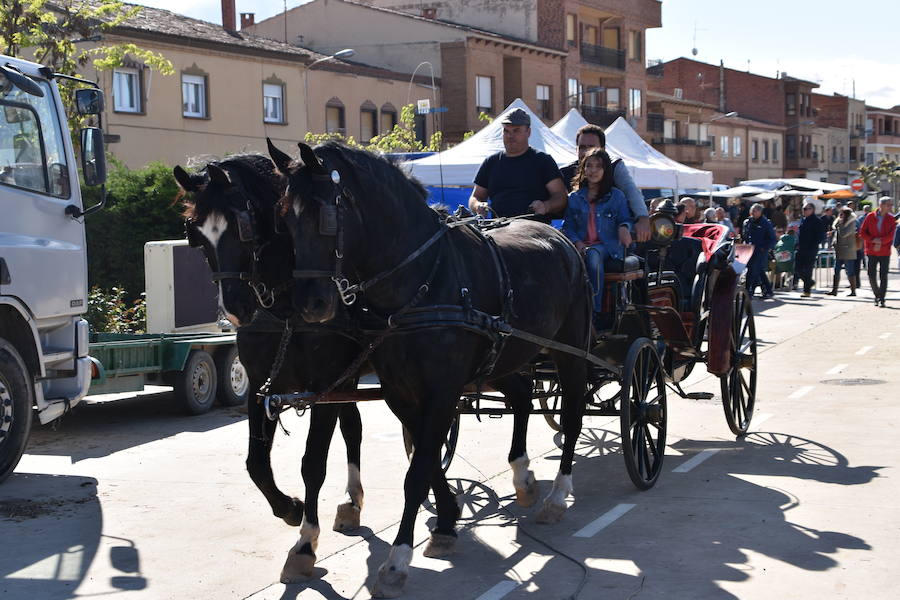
[297,142,325,173]
[267,138,293,174]
[207,163,230,186]
[173,165,203,192]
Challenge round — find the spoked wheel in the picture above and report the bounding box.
[620,338,667,490]
[720,288,757,436]
[403,413,460,473]
[535,375,562,431]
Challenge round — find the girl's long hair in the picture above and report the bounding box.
[573,147,614,198]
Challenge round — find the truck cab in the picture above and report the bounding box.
[0,54,106,481]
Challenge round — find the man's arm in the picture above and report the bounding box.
[612,160,650,242]
[531,177,567,215]
[468,184,490,216]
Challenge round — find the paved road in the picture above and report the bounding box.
[2,273,898,600]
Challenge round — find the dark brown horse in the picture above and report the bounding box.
[269,140,592,598]
[174,155,366,579]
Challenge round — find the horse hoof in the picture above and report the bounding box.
[333,501,361,532]
[372,564,407,598]
[280,549,317,583]
[535,501,566,524]
[281,498,305,527]
[423,533,457,558]
[515,472,538,507]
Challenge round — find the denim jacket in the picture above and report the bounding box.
[562,187,633,260]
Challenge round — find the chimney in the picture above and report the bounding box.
[221,0,236,31]
[240,12,255,29]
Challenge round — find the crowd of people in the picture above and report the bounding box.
[468,110,899,326]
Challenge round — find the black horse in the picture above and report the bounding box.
[174,155,367,580]
[269,140,592,598]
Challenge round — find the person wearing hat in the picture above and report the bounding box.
[468,108,566,224]
[795,201,826,297]
[559,123,650,242]
[859,196,897,306]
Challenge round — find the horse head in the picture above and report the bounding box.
[175,156,289,327]
[268,139,347,324]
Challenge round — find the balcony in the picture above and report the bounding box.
[580,43,625,70]
[581,105,627,128]
[650,138,709,166]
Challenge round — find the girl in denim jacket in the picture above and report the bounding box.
[561,148,633,316]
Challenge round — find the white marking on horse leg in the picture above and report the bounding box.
[374,544,412,598]
[334,464,363,532]
[298,518,320,553]
[510,455,537,507]
[346,463,364,509]
[535,472,573,524]
[280,519,321,582]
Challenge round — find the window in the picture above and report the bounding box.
[699,123,709,141]
[763,139,769,161]
[709,135,716,157]
[567,78,580,107]
[326,98,345,134]
[628,88,642,118]
[606,87,620,110]
[663,119,676,140]
[773,140,779,162]
[182,74,207,118]
[0,79,70,197]
[733,136,742,157]
[583,25,598,46]
[786,93,796,116]
[786,135,796,158]
[263,83,284,123]
[113,68,141,113]
[476,75,493,114]
[720,135,729,157]
[360,101,377,142]
[380,104,397,133]
[627,31,642,62]
[832,145,837,162]
[536,84,551,119]
[566,14,577,46]
[751,139,758,161]
[849,145,857,161]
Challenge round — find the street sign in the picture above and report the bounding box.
[851,179,864,192]
[417,99,431,114]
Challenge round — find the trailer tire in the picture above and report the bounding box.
[215,345,248,407]
[0,339,34,484]
[174,350,218,415]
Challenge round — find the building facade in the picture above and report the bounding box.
[866,106,900,165]
[81,2,437,168]
[811,93,866,183]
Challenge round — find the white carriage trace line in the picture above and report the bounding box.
[750,412,773,431]
[672,449,720,473]
[788,386,815,399]
[879,332,893,339]
[572,503,636,538]
[855,346,873,356]
[825,363,848,375]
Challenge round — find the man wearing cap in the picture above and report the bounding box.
[468,108,566,223]
[559,124,650,242]
[859,196,897,306]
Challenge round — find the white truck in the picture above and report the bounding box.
[0,54,109,482]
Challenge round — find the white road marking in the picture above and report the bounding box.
[572,503,636,538]
[673,449,721,473]
[584,558,642,577]
[750,412,773,431]
[855,346,873,356]
[788,386,815,399]
[475,580,519,600]
[879,332,893,339]
[825,363,848,375]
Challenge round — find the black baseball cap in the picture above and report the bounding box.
[499,108,531,127]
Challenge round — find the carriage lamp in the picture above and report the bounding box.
[649,212,681,247]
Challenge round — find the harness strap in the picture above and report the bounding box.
[292,270,335,279]
[348,225,448,296]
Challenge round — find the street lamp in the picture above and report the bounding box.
[304,48,355,135]
[710,111,738,122]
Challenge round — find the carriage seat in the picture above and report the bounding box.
[644,237,704,310]
[604,254,644,282]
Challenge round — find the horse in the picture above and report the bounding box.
[269,139,592,598]
[174,155,367,580]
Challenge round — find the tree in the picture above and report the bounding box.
[858,158,899,195]
[305,104,444,153]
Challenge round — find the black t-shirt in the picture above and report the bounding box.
[474,148,562,221]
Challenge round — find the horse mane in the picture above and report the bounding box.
[314,142,429,206]
[182,154,283,221]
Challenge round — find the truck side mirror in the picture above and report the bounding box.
[75,88,104,116]
[80,127,106,186]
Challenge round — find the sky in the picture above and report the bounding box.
[137,0,900,108]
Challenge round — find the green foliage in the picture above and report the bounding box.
[305,104,444,153]
[477,111,493,123]
[859,158,899,191]
[83,158,184,300]
[86,287,146,333]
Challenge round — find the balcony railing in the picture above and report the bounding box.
[652,138,712,147]
[580,43,625,70]
[647,112,664,132]
[581,105,627,128]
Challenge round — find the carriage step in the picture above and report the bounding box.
[684,392,715,400]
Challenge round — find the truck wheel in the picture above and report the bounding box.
[174,350,218,415]
[215,346,248,407]
[0,340,34,484]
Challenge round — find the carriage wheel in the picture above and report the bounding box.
[535,376,562,431]
[402,413,460,473]
[720,288,758,436]
[619,338,667,490]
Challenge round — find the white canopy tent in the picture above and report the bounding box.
[403,99,576,187]
[604,117,714,190]
[550,108,588,144]
[740,178,852,193]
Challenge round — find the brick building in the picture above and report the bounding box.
[648,57,820,178]
[247,0,566,143]
[865,105,900,165]
[360,0,662,136]
[812,93,866,183]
